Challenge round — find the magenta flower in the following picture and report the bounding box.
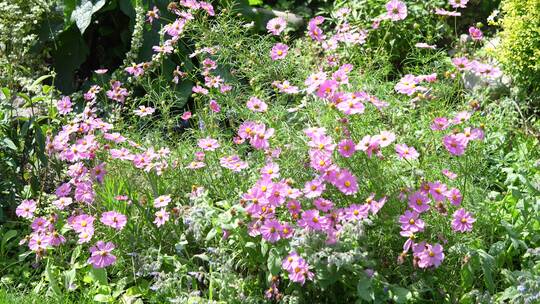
[88,241,117,268]
[154,208,170,227]
[303,178,326,198]
[125,63,144,77]
[106,81,129,103]
[408,191,431,213]
[260,219,282,243]
[198,137,220,151]
[313,198,333,212]
[247,96,268,112]
[28,233,52,252]
[346,204,370,221]
[399,210,425,232]
[468,27,483,41]
[442,169,458,180]
[133,105,155,117]
[375,131,396,148]
[428,181,448,202]
[181,111,192,120]
[75,181,95,204]
[31,217,50,232]
[338,139,356,158]
[452,57,471,71]
[100,211,127,230]
[451,208,475,232]
[299,209,326,231]
[16,199,37,219]
[316,80,338,99]
[443,134,468,156]
[52,197,73,210]
[449,0,468,8]
[335,169,358,195]
[395,144,419,160]
[445,188,463,206]
[386,0,408,21]
[154,195,171,208]
[288,259,314,285]
[417,243,445,268]
[260,162,279,179]
[57,96,73,115]
[431,117,450,131]
[146,6,159,23]
[70,214,95,234]
[209,99,221,113]
[270,43,289,60]
[266,17,287,35]
[337,99,365,115]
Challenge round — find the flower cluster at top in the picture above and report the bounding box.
[17,0,497,292]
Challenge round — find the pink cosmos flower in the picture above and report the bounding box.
[106,81,129,103]
[434,8,461,16]
[316,80,338,99]
[198,137,220,151]
[270,43,289,60]
[154,208,170,227]
[181,111,192,120]
[313,198,333,212]
[125,63,144,77]
[74,181,95,204]
[273,80,299,94]
[452,57,471,71]
[451,208,475,232]
[304,72,327,93]
[338,139,356,158]
[154,195,171,208]
[260,162,279,179]
[429,181,448,202]
[55,183,71,197]
[335,169,358,195]
[399,210,425,233]
[288,258,314,285]
[298,209,326,231]
[303,178,326,198]
[375,131,396,148]
[365,194,386,215]
[28,233,52,252]
[220,155,248,172]
[266,17,287,35]
[395,144,419,160]
[337,99,365,115]
[445,188,462,206]
[417,243,444,268]
[209,100,221,113]
[199,1,214,16]
[31,217,50,232]
[95,69,108,74]
[431,117,450,131]
[449,0,468,8]
[57,96,73,115]
[16,199,37,219]
[468,27,483,41]
[442,169,458,180]
[346,204,370,221]
[443,134,468,156]
[415,42,437,49]
[52,197,73,210]
[247,96,268,112]
[88,241,116,268]
[100,211,127,230]
[386,0,408,21]
[408,191,431,213]
[91,163,106,183]
[260,219,282,243]
[134,105,155,117]
[70,214,95,234]
[395,74,425,96]
[146,6,159,23]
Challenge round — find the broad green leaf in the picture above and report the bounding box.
[90,267,108,285]
[2,138,17,150]
[93,294,113,302]
[390,286,412,303]
[46,261,62,296]
[71,0,106,34]
[478,250,495,293]
[1,230,17,253]
[266,248,281,276]
[64,268,77,291]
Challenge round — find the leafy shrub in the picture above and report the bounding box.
[496,0,540,102]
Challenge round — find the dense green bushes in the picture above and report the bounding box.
[496,0,540,102]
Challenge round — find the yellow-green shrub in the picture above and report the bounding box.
[496,0,540,99]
